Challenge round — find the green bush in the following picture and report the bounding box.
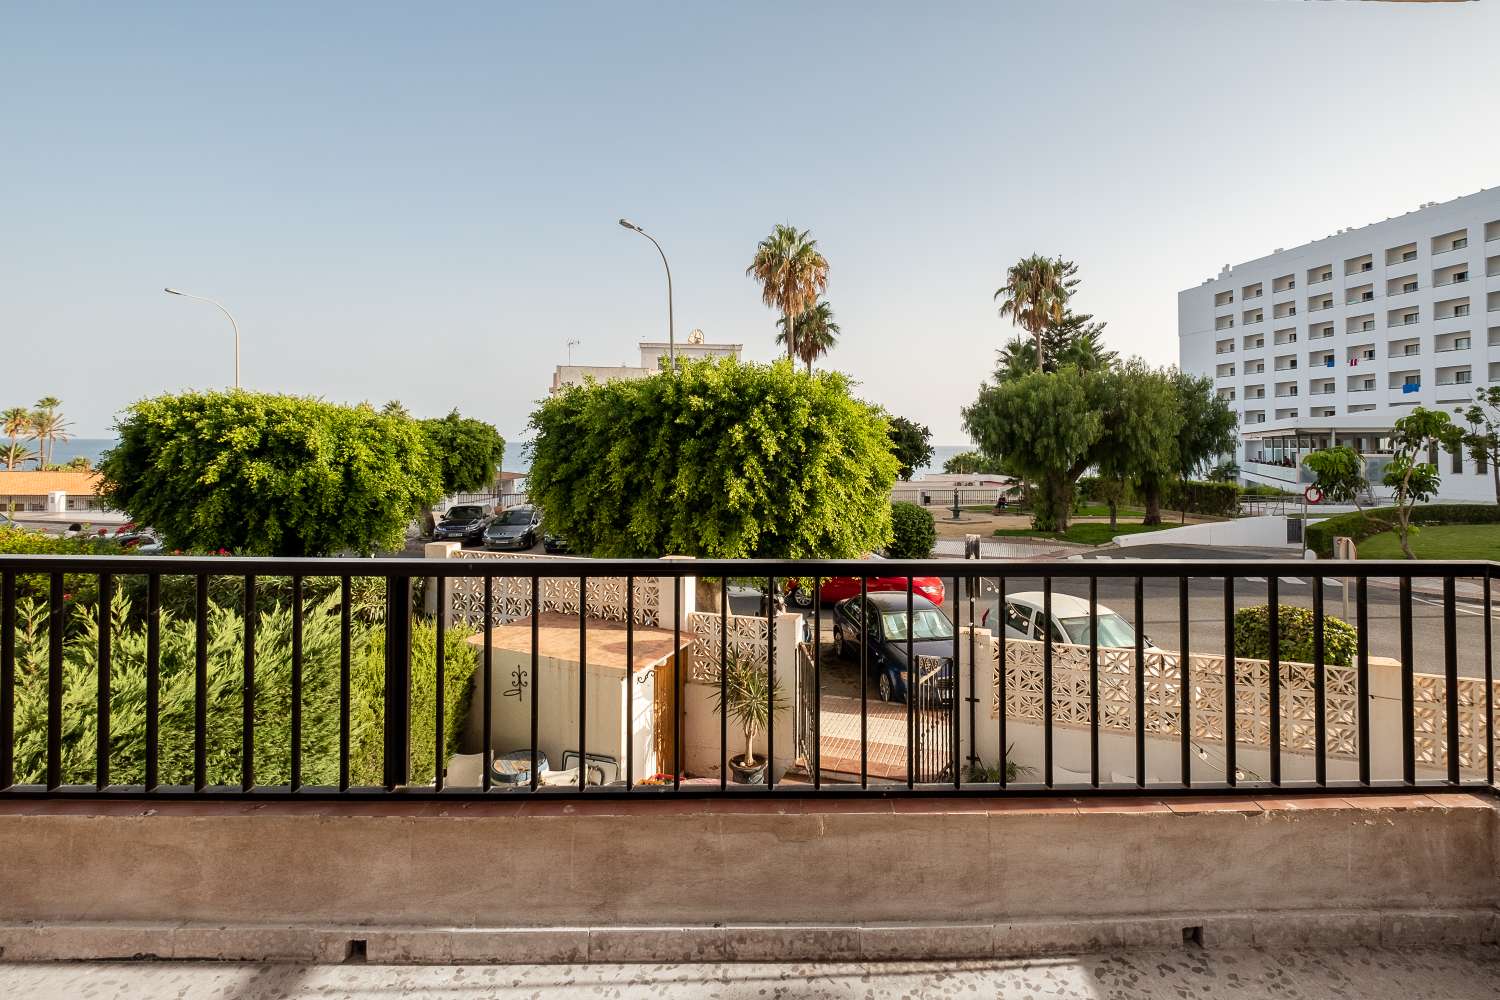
[528,358,898,558]
[1304,503,1500,558]
[887,501,936,558]
[0,524,125,603]
[1233,604,1357,667]
[99,390,442,556]
[1164,479,1239,517]
[6,594,477,788]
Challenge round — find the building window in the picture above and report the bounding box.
[1428,443,1439,466]
[1452,448,1464,475]
[1479,453,1488,475]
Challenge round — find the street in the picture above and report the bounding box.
[731,544,1496,681]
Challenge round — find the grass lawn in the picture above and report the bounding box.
[1355,523,1500,560]
[994,522,1174,546]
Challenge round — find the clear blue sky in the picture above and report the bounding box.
[3,1,1497,442]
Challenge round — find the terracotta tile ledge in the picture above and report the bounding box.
[0,789,1492,819]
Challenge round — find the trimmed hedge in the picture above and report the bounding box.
[1165,479,1239,517]
[1305,503,1500,558]
[1233,605,1357,668]
[6,594,477,788]
[888,501,937,558]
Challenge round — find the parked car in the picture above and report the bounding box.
[996,591,1157,650]
[830,592,956,704]
[484,506,542,550]
[542,532,571,554]
[787,572,944,608]
[116,530,164,554]
[433,505,489,544]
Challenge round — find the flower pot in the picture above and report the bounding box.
[728,755,766,784]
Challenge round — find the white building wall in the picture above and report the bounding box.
[1180,187,1500,502]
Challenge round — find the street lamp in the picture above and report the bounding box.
[618,218,675,369]
[165,287,241,388]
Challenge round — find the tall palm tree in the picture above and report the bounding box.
[1,406,34,470]
[746,224,829,361]
[30,399,69,468]
[775,300,841,373]
[995,255,1068,372]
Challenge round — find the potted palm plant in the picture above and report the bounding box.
[714,653,788,784]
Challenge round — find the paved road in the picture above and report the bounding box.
[3,947,1497,999]
[733,544,1496,680]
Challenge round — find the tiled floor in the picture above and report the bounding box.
[4,946,1499,998]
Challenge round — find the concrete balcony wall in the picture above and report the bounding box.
[0,793,1494,963]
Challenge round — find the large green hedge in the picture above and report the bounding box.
[1164,479,1239,517]
[6,594,476,788]
[99,390,442,556]
[1305,503,1500,558]
[1233,605,1357,667]
[528,358,898,558]
[887,501,936,558]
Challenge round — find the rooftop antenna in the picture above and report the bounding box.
[566,338,581,365]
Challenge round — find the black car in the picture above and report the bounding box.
[433,505,489,544]
[830,591,956,704]
[483,506,542,550]
[542,532,570,554]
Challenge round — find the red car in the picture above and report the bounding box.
[786,574,945,608]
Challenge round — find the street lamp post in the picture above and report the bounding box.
[617,219,674,369]
[164,288,241,388]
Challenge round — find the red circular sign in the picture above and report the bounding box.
[1303,486,1324,504]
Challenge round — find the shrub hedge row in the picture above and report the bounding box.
[888,501,937,558]
[1233,604,1357,667]
[6,593,477,788]
[1304,503,1500,558]
[1164,480,1240,517]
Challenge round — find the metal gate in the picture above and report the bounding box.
[795,642,817,772]
[912,654,956,783]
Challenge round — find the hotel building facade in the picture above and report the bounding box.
[1179,187,1500,500]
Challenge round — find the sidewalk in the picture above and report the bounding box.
[3,946,1498,999]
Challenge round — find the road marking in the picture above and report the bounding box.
[1282,577,1305,586]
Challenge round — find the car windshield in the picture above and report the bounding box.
[447,506,481,519]
[497,510,532,525]
[1059,613,1136,648]
[881,609,953,642]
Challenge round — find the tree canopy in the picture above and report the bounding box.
[1094,361,1184,525]
[886,415,933,480]
[1303,446,1369,509]
[99,391,442,556]
[1462,386,1500,504]
[942,450,1002,475]
[418,409,506,495]
[963,365,1107,530]
[527,358,898,558]
[1382,407,1464,559]
[747,224,829,361]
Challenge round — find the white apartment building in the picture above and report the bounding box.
[549,329,742,394]
[1179,186,1500,501]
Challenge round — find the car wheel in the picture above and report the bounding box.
[789,586,814,609]
[832,627,846,659]
[877,672,894,703]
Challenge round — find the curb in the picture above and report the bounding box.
[1,909,1496,964]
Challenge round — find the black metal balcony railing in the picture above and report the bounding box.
[0,555,1495,801]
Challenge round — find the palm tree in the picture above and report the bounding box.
[775,300,841,373]
[30,398,69,468]
[1,407,34,470]
[995,255,1068,372]
[746,224,829,361]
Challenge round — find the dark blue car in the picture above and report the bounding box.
[830,591,956,704]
